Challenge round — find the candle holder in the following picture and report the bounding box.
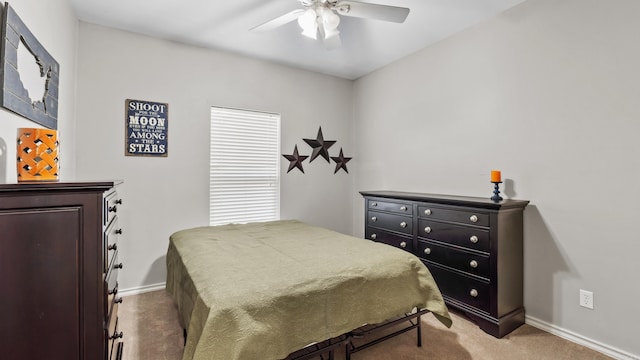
[491,181,503,202]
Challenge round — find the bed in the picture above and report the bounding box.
[166,220,451,360]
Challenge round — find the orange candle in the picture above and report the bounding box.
[491,170,501,183]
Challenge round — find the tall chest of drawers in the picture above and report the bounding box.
[0,181,125,360]
[361,191,529,338]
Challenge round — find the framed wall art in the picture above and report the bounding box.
[0,2,59,129]
[125,99,168,157]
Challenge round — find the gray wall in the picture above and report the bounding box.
[0,0,78,180]
[74,23,356,291]
[352,0,640,357]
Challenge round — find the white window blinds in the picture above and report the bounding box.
[209,107,280,226]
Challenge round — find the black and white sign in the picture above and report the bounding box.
[125,99,168,157]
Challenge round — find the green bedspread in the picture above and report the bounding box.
[166,220,451,360]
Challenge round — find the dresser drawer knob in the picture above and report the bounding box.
[114,297,123,304]
[470,289,478,298]
[400,221,407,228]
[371,216,377,222]
[115,229,123,235]
[424,226,432,234]
[400,241,407,248]
[370,233,377,240]
[108,244,117,251]
[109,205,118,213]
[115,199,123,205]
[470,235,479,244]
[470,215,478,223]
[108,286,118,295]
[400,206,407,211]
[470,260,478,268]
[371,202,378,207]
[424,247,431,255]
[424,209,432,216]
[110,331,124,340]
[114,263,124,269]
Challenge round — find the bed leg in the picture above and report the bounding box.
[417,315,422,347]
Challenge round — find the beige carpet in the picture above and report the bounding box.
[119,290,612,360]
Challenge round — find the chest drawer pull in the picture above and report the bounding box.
[371,216,377,222]
[424,209,432,216]
[114,297,123,304]
[470,289,478,297]
[114,263,124,270]
[470,215,478,223]
[115,229,123,235]
[400,206,407,211]
[108,244,117,251]
[371,202,378,207]
[470,260,478,268]
[470,235,479,244]
[115,199,123,205]
[400,221,407,228]
[370,233,377,240]
[110,331,124,340]
[424,226,432,233]
[424,247,431,255]
[109,205,118,213]
[400,241,407,248]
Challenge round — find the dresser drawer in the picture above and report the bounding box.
[417,239,490,279]
[104,218,122,273]
[418,205,489,227]
[425,262,491,313]
[105,252,122,318]
[106,316,123,360]
[418,219,490,253]
[106,295,120,335]
[367,211,412,235]
[365,227,413,253]
[104,190,122,228]
[368,199,412,215]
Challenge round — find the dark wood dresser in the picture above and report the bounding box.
[360,190,529,338]
[0,181,124,360]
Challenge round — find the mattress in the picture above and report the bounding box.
[166,220,451,360]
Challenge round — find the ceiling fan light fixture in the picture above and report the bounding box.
[323,27,340,40]
[322,9,340,31]
[251,0,410,49]
[298,8,318,39]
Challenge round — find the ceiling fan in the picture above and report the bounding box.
[250,0,410,49]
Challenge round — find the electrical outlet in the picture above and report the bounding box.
[580,289,594,309]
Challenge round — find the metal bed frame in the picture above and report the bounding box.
[182,309,429,360]
[286,308,429,360]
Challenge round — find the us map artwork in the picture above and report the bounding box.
[125,99,168,157]
[282,126,352,174]
[0,3,59,129]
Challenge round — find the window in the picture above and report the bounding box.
[209,107,280,225]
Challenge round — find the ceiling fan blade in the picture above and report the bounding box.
[250,9,305,32]
[334,1,410,23]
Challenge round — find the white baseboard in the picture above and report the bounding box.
[526,316,639,360]
[119,282,166,297]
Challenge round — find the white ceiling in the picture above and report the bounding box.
[69,0,525,80]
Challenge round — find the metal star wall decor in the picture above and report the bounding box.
[303,127,336,163]
[282,145,309,173]
[331,147,352,174]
